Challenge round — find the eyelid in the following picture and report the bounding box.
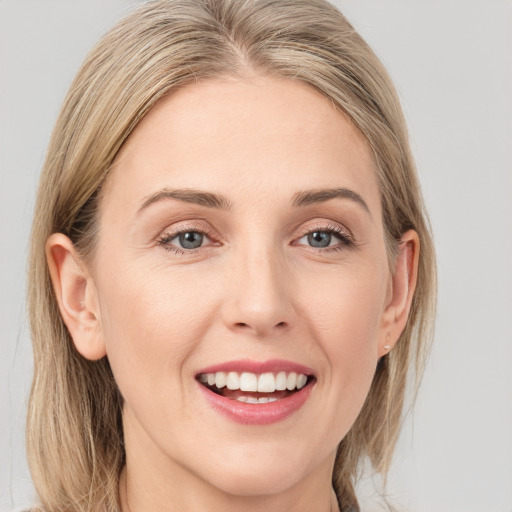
[157,219,219,238]
[156,220,221,252]
[155,218,356,255]
[291,220,357,254]
[294,220,354,241]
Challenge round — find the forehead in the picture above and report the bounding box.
[102,76,380,216]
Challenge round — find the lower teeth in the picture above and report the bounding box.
[236,396,278,404]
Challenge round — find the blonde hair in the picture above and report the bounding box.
[27,1,436,511]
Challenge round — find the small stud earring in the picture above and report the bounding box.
[384,334,391,351]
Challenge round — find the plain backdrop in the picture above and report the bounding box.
[1,1,511,511]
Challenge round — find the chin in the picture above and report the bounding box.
[189,439,327,498]
[203,463,306,497]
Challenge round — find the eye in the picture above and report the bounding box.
[294,225,355,252]
[157,228,217,254]
[175,231,205,249]
[305,231,335,248]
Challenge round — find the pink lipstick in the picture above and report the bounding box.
[196,359,315,425]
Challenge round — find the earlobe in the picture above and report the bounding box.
[379,229,420,356]
[46,233,106,360]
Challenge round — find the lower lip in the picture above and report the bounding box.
[198,381,314,425]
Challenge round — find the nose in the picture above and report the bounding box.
[221,246,295,338]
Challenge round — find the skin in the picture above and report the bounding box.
[47,75,419,512]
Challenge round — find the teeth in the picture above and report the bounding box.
[215,371,226,388]
[275,371,287,390]
[236,396,279,404]
[240,372,258,392]
[200,371,309,393]
[286,372,297,390]
[297,373,307,389]
[226,372,240,390]
[257,372,276,393]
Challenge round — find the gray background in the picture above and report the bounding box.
[1,1,511,511]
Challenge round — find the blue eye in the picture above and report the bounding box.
[158,229,211,253]
[296,226,354,252]
[307,231,333,248]
[177,231,204,249]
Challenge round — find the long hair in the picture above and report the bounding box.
[27,1,436,510]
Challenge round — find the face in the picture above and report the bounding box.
[88,76,394,498]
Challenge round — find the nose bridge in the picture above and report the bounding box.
[222,236,294,337]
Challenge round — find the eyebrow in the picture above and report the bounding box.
[138,188,233,213]
[292,187,370,215]
[137,186,370,215]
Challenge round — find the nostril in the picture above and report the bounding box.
[232,320,288,334]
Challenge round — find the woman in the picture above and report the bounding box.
[27,0,436,511]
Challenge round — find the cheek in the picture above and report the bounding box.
[299,261,386,412]
[95,260,218,405]
[301,260,386,349]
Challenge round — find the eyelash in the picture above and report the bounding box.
[294,223,356,253]
[156,223,355,255]
[157,225,218,255]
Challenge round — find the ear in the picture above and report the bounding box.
[378,229,420,357]
[46,233,106,360]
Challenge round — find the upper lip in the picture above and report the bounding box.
[196,359,315,377]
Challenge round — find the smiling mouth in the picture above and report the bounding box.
[197,371,315,404]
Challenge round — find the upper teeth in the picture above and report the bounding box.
[200,371,308,392]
